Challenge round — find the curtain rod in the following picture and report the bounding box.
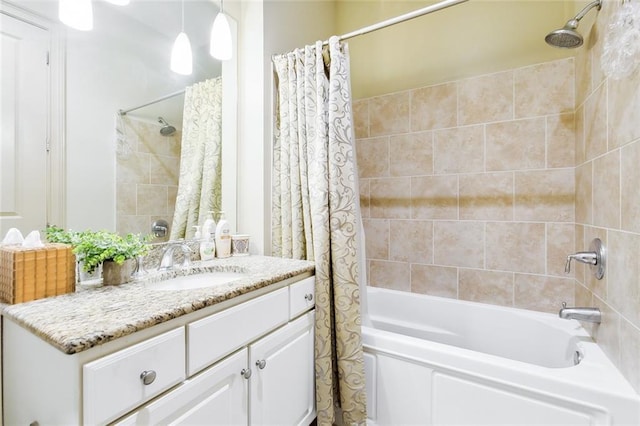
[324,0,469,46]
[118,89,186,116]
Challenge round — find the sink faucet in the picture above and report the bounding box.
[158,241,192,271]
[559,302,601,324]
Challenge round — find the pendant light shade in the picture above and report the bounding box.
[59,0,93,31]
[171,32,193,75]
[209,12,232,60]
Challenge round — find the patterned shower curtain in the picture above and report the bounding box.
[170,77,223,240]
[272,36,367,426]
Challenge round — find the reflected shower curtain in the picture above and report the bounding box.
[170,77,223,240]
[272,36,367,426]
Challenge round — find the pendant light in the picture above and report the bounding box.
[59,0,93,31]
[209,0,232,60]
[171,0,193,75]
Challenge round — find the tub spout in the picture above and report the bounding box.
[559,302,601,324]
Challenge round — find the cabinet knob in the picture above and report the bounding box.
[256,359,267,369]
[304,293,313,301]
[241,368,252,379]
[140,370,157,385]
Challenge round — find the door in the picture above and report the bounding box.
[250,311,315,426]
[115,348,249,426]
[0,11,49,237]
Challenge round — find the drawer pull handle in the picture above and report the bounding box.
[256,359,267,369]
[241,368,252,379]
[304,293,313,301]
[140,370,157,385]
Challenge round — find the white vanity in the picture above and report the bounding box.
[2,256,316,425]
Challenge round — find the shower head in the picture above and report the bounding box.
[545,0,601,49]
[158,117,176,136]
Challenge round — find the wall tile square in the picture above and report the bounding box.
[514,169,575,222]
[607,230,640,329]
[575,282,592,306]
[592,150,620,229]
[593,298,621,367]
[411,264,457,298]
[116,183,136,216]
[574,224,586,285]
[514,274,574,313]
[352,99,369,139]
[357,137,389,179]
[116,152,150,184]
[390,220,433,263]
[486,222,545,274]
[370,260,410,291]
[575,104,586,165]
[621,141,640,233]
[459,268,513,306]
[433,125,484,174]
[363,219,389,260]
[370,178,411,219]
[514,58,574,118]
[459,172,513,221]
[410,82,457,131]
[575,162,593,225]
[360,179,370,219]
[620,319,640,393]
[389,132,433,177]
[150,155,180,186]
[137,184,168,216]
[486,118,545,171]
[608,71,640,149]
[434,221,484,268]
[369,91,410,136]
[411,175,458,220]
[547,223,575,278]
[458,71,513,125]
[584,82,607,161]
[547,113,575,168]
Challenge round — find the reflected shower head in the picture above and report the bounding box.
[545,0,601,49]
[158,117,176,136]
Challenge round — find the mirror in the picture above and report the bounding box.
[2,0,236,240]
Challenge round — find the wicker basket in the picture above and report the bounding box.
[0,243,76,304]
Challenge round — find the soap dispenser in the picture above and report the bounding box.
[215,211,231,258]
[196,225,215,261]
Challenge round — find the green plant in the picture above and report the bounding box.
[44,225,81,245]
[73,230,151,274]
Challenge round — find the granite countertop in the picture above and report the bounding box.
[1,256,315,355]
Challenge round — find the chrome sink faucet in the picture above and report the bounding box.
[559,302,602,324]
[158,241,192,271]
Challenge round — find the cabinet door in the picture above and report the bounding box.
[250,311,315,426]
[115,348,249,426]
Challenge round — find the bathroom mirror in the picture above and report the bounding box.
[1,0,236,239]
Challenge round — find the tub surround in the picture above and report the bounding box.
[1,256,314,355]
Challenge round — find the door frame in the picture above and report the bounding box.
[1,1,66,228]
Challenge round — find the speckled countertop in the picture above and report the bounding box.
[1,256,314,355]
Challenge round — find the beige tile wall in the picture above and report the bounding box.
[355,56,576,316]
[572,0,640,394]
[116,117,181,241]
[354,0,640,393]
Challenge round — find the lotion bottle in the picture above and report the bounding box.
[202,211,216,241]
[196,225,216,261]
[215,211,231,258]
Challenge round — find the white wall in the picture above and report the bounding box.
[235,0,336,254]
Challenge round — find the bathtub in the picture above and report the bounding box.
[362,287,640,426]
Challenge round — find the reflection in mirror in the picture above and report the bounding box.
[1,0,234,240]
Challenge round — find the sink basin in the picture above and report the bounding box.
[147,271,248,291]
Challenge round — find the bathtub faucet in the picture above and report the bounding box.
[559,302,601,324]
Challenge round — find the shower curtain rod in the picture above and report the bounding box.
[324,0,468,45]
[118,89,185,116]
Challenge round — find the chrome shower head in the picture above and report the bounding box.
[158,117,176,136]
[545,0,601,49]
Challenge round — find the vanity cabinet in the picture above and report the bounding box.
[3,274,316,425]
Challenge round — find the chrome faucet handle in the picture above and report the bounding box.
[564,238,606,279]
[179,244,192,268]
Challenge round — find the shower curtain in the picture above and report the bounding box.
[272,36,367,426]
[170,77,223,240]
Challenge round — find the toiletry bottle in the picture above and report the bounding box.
[202,211,216,241]
[215,211,231,258]
[196,225,216,261]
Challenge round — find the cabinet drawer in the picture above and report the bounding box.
[83,327,186,425]
[289,276,315,319]
[187,287,288,376]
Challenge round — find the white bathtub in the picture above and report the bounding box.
[362,287,640,426]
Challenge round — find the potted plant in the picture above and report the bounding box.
[46,226,151,286]
[72,230,151,285]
